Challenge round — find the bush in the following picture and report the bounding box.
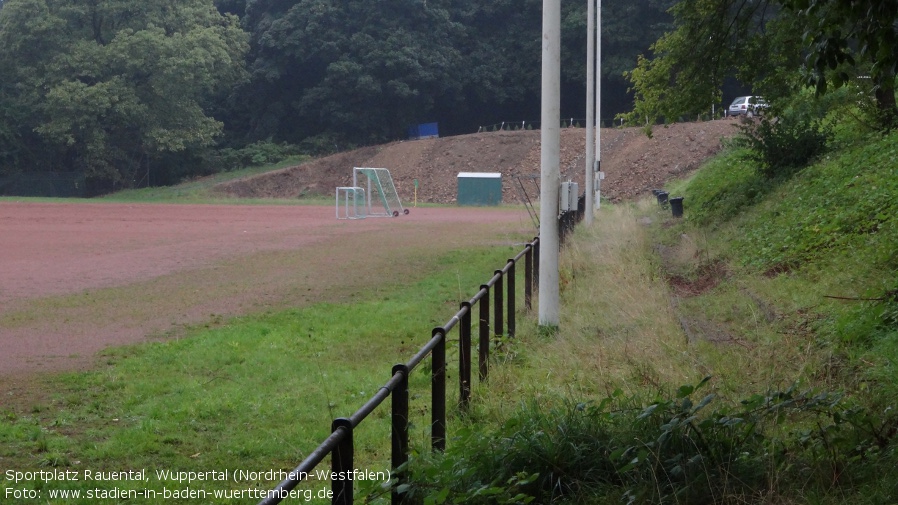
[215,141,302,171]
[737,94,832,178]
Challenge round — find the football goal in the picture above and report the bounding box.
[352,167,409,217]
[335,186,367,220]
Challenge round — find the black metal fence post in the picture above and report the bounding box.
[478,285,490,382]
[493,270,504,338]
[256,239,563,505]
[534,238,540,288]
[391,364,409,505]
[506,259,516,338]
[524,245,533,311]
[431,328,446,452]
[459,302,472,411]
[331,418,353,505]
[559,211,575,245]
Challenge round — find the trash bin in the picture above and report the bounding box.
[670,196,684,217]
[657,191,669,206]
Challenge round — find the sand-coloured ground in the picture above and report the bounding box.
[215,121,739,204]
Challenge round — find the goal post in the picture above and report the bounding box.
[335,186,367,220]
[352,167,409,217]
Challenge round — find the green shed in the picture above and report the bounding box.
[457,172,502,206]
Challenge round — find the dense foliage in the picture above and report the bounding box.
[735,90,834,178]
[0,0,248,190]
[624,0,898,130]
[223,0,678,147]
[782,0,898,126]
[406,382,896,504]
[3,0,894,192]
[0,0,677,192]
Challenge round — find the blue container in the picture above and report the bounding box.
[407,122,439,140]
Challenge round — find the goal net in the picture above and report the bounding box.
[352,167,408,217]
[335,186,367,220]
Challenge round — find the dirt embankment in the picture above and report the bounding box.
[214,121,741,204]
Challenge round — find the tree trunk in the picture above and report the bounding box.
[874,72,898,129]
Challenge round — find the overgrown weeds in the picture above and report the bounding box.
[405,379,897,504]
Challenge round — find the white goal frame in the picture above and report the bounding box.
[352,167,408,217]
[335,186,367,220]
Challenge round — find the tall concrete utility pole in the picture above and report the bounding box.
[538,0,561,328]
[585,0,596,225]
[595,0,602,209]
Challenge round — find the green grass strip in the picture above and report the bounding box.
[0,245,519,503]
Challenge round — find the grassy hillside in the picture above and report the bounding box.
[405,128,897,503]
[680,130,897,401]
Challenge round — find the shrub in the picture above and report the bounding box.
[737,94,832,179]
[215,141,302,170]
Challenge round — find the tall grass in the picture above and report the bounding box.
[407,128,898,503]
[555,201,701,391]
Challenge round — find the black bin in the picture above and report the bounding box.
[670,196,684,217]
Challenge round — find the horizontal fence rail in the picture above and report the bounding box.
[476,118,619,133]
[259,236,542,505]
[476,111,732,134]
[260,202,586,505]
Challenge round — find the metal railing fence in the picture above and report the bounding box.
[259,237,540,505]
[559,194,587,245]
[476,118,620,133]
[260,200,587,505]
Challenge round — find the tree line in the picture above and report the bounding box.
[2,0,892,193]
[623,0,897,131]
[0,0,676,192]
